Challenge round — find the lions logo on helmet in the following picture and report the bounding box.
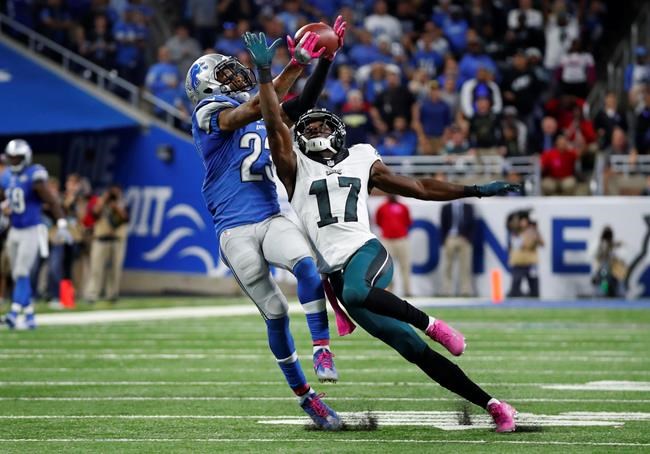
[294,109,348,167]
[4,139,32,173]
[185,54,256,105]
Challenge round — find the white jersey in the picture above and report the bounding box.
[291,143,381,274]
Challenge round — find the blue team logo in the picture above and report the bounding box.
[626,215,650,298]
[189,61,208,90]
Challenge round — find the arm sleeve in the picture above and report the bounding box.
[282,58,333,122]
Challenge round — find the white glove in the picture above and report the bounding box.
[55,218,74,245]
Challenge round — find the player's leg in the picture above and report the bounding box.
[9,228,41,329]
[330,268,517,432]
[220,224,340,430]
[5,229,20,327]
[340,239,465,355]
[262,216,336,383]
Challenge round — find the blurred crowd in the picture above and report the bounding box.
[4,0,650,195]
[0,157,129,307]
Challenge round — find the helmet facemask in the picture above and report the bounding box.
[186,54,256,104]
[295,110,347,166]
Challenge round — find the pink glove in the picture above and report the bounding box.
[287,31,325,66]
[324,15,347,61]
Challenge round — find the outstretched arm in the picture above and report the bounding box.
[370,161,520,200]
[244,32,298,199]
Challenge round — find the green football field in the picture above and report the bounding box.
[1,298,650,453]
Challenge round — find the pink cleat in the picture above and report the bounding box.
[488,401,517,433]
[425,319,466,356]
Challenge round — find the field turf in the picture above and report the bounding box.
[1,298,649,453]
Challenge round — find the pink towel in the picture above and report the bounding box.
[323,278,356,336]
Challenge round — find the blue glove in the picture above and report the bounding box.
[243,31,282,69]
[475,181,521,197]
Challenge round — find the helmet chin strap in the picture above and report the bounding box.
[306,136,337,154]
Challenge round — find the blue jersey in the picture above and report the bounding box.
[191,95,280,239]
[1,165,48,228]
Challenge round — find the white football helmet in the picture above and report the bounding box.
[4,139,32,173]
[185,53,256,105]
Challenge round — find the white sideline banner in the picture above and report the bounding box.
[361,196,650,300]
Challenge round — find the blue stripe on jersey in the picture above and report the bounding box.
[191,95,280,239]
[1,165,47,228]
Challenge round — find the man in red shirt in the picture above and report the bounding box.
[375,195,413,296]
[541,134,579,195]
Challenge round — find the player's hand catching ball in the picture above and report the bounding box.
[287,31,325,66]
[243,32,282,69]
[475,181,522,197]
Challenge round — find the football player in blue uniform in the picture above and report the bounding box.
[1,139,71,329]
[185,19,346,430]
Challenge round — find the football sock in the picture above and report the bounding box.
[415,346,491,409]
[487,398,501,408]
[266,316,308,393]
[293,258,330,343]
[14,276,31,307]
[313,345,330,354]
[363,287,429,331]
[426,316,437,330]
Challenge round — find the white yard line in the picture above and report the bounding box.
[0,438,647,447]
[1,397,650,403]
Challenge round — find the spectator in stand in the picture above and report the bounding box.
[460,66,502,119]
[605,127,634,161]
[594,92,628,149]
[532,116,559,154]
[79,13,116,70]
[501,49,539,127]
[558,40,595,99]
[364,0,401,42]
[85,185,129,304]
[214,21,245,57]
[544,9,579,70]
[375,195,413,296]
[411,24,445,77]
[458,35,497,85]
[502,124,523,157]
[62,173,89,295]
[185,0,218,49]
[541,133,579,196]
[440,74,460,118]
[502,106,528,155]
[624,46,650,107]
[417,22,450,60]
[507,0,543,31]
[165,22,201,77]
[370,67,415,133]
[469,96,502,154]
[408,69,433,100]
[145,46,181,119]
[526,47,550,94]
[324,65,357,113]
[340,89,375,146]
[504,1,545,54]
[440,4,469,55]
[377,117,418,157]
[276,0,307,35]
[412,80,452,155]
[636,90,650,155]
[113,6,147,85]
[440,200,475,297]
[565,105,597,149]
[591,226,625,298]
[545,94,586,131]
[38,0,74,49]
[348,30,388,67]
[442,124,470,155]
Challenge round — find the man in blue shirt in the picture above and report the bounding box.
[145,46,181,118]
[185,20,346,430]
[1,140,70,329]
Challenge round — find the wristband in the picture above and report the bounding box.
[57,218,68,229]
[258,67,273,84]
[463,185,481,198]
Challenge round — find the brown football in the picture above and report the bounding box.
[294,22,339,58]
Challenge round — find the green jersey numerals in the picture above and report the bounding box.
[309,177,361,228]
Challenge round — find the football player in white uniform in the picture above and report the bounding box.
[245,32,520,433]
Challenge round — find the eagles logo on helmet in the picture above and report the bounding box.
[294,108,348,167]
[185,54,256,105]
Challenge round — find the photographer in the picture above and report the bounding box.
[84,185,129,303]
[507,210,544,298]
